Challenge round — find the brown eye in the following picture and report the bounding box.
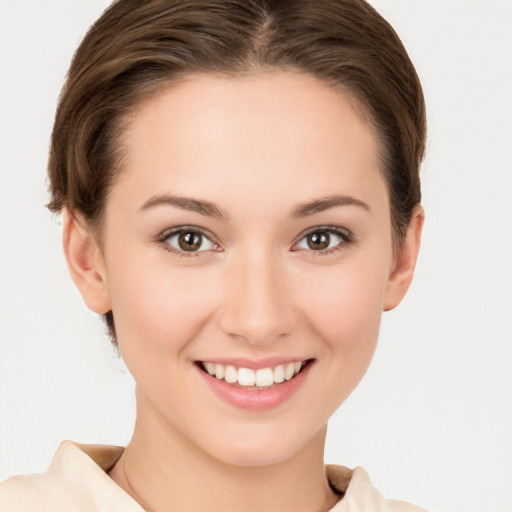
[178,232,203,251]
[293,227,352,254]
[306,231,331,250]
[163,229,217,254]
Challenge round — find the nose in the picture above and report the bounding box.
[217,249,297,346]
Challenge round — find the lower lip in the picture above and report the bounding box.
[196,362,313,411]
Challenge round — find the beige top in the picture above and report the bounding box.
[0,441,428,511]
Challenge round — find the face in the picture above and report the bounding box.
[69,71,419,467]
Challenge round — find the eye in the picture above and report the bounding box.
[160,228,218,254]
[293,227,353,254]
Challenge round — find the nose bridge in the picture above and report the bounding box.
[218,245,296,345]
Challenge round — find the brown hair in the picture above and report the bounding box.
[47,0,426,341]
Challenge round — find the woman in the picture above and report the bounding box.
[1,0,427,510]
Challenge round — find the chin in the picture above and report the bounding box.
[198,421,326,468]
[212,443,299,468]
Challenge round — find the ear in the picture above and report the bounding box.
[383,205,424,311]
[62,209,111,314]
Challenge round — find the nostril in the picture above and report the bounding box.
[216,261,297,345]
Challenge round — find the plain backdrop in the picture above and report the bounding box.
[0,1,511,511]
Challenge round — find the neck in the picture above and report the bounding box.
[109,389,339,512]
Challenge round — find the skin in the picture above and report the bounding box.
[63,71,423,512]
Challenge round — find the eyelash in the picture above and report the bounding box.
[156,226,220,257]
[155,225,355,257]
[291,226,355,257]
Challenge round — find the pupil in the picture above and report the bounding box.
[178,232,201,251]
[308,232,330,250]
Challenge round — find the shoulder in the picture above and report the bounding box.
[0,441,143,512]
[0,471,68,511]
[326,465,429,512]
[384,500,429,512]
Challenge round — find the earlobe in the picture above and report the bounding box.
[62,209,111,314]
[383,205,424,311]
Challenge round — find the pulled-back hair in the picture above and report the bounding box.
[47,0,426,342]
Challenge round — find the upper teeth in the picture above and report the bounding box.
[201,361,305,387]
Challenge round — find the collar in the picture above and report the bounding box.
[0,440,404,512]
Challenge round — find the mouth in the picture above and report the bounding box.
[196,359,315,390]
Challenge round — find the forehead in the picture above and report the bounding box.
[114,71,386,215]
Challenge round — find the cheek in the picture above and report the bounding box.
[106,257,220,356]
[299,256,390,356]
[298,262,390,418]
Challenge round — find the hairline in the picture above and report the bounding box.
[88,67,398,248]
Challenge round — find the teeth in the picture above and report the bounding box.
[224,365,237,384]
[274,365,285,383]
[284,362,295,381]
[256,368,274,387]
[214,363,224,380]
[238,368,256,386]
[204,362,215,375]
[201,360,307,388]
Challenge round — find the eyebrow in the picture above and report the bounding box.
[139,193,369,220]
[139,194,227,219]
[291,194,370,218]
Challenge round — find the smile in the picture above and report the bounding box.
[196,358,315,410]
[199,360,311,389]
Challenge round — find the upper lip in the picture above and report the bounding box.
[196,357,314,370]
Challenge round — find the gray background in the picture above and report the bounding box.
[1,1,511,511]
